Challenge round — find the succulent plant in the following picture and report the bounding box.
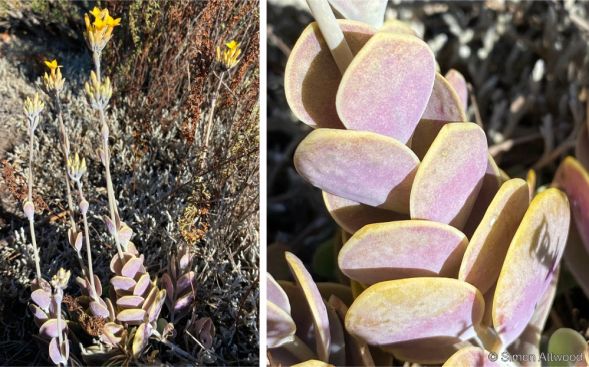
[161,244,197,323]
[271,1,579,365]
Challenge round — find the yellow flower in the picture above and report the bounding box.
[83,7,121,53]
[106,15,121,27]
[44,59,59,72]
[67,152,87,181]
[216,39,242,70]
[43,60,66,94]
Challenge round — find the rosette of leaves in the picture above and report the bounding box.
[161,245,196,323]
[276,3,575,365]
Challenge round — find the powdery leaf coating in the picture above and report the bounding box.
[339,220,468,285]
[31,289,52,310]
[134,274,151,296]
[410,123,488,228]
[345,278,484,353]
[411,73,467,159]
[336,32,435,143]
[442,347,502,367]
[462,156,504,238]
[444,69,468,113]
[278,281,315,348]
[508,268,559,367]
[39,319,67,338]
[328,0,387,28]
[459,178,530,294]
[553,157,589,253]
[117,308,147,325]
[268,273,291,313]
[285,20,375,129]
[176,271,196,294]
[322,191,407,234]
[294,129,419,212]
[121,256,143,278]
[267,301,296,349]
[493,188,570,346]
[117,295,144,308]
[49,337,69,365]
[132,322,151,357]
[576,123,589,170]
[285,252,331,362]
[90,299,110,318]
[111,276,136,292]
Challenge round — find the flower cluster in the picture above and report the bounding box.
[23,93,45,132]
[43,59,65,94]
[216,40,241,70]
[84,7,121,53]
[84,71,113,110]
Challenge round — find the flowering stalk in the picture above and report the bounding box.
[22,93,45,282]
[83,7,124,261]
[67,153,97,299]
[200,40,242,157]
[42,59,87,277]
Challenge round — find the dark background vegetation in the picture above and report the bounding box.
[0,0,258,365]
[267,0,589,348]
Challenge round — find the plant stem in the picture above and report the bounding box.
[306,0,353,74]
[55,97,78,233]
[55,288,64,360]
[75,180,97,299]
[91,50,125,261]
[27,131,41,281]
[202,72,226,150]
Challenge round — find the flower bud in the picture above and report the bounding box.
[23,201,35,220]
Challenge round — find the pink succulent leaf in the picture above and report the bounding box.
[48,337,68,365]
[176,271,195,295]
[90,300,110,318]
[101,321,124,345]
[31,289,52,310]
[121,256,143,278]
[553,157,589,254]
[284,20,375,129]
[193,317,215,349]
[444,69,468,113]
[339,220,468,285]
[106,298,116,321]
[29,304,49,326]
[336,32,435,143]
[117,225,133,246]
[410,123,488,229]
[39,319,67,338]
[267,273,291,314]
[116,295,145,308]
[458,178,529,295]
[174,291,195,313]
[322,191,408,234]
[420,73,466,123]
[109,252,135,274]
[346,278,484,364]
[110,276,136,292]
[294,129,418,212]
[285,252,331,362]
[268,301,296,349]
[116,309,147,325]
[104,216,117,236]
[134,273,152,297]
[148,290,167,322]
[492,189,570,346]
[142,287,158,311]
[179,252,191,272]
[132,322,151,357]
[161,272,174,305]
